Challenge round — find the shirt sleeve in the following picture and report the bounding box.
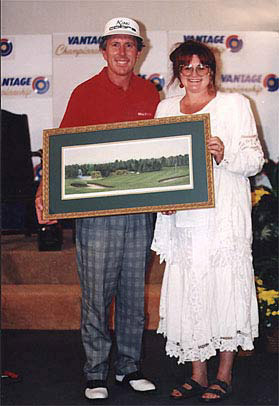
[154,99,170,118]
[151,86,161,114]
[218,94,264,177]
[151,212,174,263]
[59,87,85,128]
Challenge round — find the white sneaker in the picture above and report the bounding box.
[85,380,108,400]
[129,378,156,392]
[115,371,156,392]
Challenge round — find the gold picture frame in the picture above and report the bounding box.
[43,114,214,220]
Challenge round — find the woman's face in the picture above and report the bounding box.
[179,54,211,94]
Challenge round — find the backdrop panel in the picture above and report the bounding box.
[1,30,278,163]
[1,35,53,154]
[167,31,279,160]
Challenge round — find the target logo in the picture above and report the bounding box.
[263,74,279,92]
[148,74,165,91]
[225,35,243,53]
[32,76,50,94]
[138,73,165,91]
[1,38,13,57]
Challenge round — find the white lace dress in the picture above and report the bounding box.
[151,92,265,363]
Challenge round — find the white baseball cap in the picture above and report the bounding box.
[102,17,143,40]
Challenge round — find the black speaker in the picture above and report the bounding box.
[37,224,63,251]
[1,110,34,200]
[1,109,36,234]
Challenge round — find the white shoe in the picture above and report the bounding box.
[85,380,108,400]
[115,371,156,392]
[129,378,156,391]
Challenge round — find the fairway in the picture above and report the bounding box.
[65,166,190,195]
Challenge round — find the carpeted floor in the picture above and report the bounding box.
[1,330,278,406]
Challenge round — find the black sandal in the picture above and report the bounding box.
[171,378,207,399]
[199,379,232,403]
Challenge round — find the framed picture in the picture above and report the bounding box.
[42,114,214,220]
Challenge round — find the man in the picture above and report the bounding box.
[35,17,160,400]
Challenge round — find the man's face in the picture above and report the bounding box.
[102,35,140,78]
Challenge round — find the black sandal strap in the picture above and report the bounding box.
[204,388,224,397]
[185,378,205,390]
[173,378,205,395]
[174,385,190,395]
[210,379,231,393]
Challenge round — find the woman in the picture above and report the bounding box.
[152,40,264,403]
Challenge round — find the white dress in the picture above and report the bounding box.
[151,92,265,363]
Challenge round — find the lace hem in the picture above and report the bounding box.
[157,325,258,364]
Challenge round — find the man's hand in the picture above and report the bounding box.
[35,195,57,225]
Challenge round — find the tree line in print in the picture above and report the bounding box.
[65,154,189,179]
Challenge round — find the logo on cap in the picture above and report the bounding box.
[102,17,142,39]
[109,19,137,34]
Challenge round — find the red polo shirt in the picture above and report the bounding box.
[60,67,160,128]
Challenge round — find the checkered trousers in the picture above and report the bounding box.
[75,213,155,380]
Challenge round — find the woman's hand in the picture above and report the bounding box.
[161,210,176,215]
[208,136,224,165]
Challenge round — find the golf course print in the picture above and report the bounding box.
[62,135,193,200]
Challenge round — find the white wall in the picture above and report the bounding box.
[2,0,278,34]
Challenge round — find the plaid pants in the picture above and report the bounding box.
[75,213,154,380]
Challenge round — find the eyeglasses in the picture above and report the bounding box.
[179,63,210,77]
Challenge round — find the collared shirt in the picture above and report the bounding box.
[60,67,160,128]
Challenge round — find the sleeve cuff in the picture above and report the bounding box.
[217,151,231,169]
